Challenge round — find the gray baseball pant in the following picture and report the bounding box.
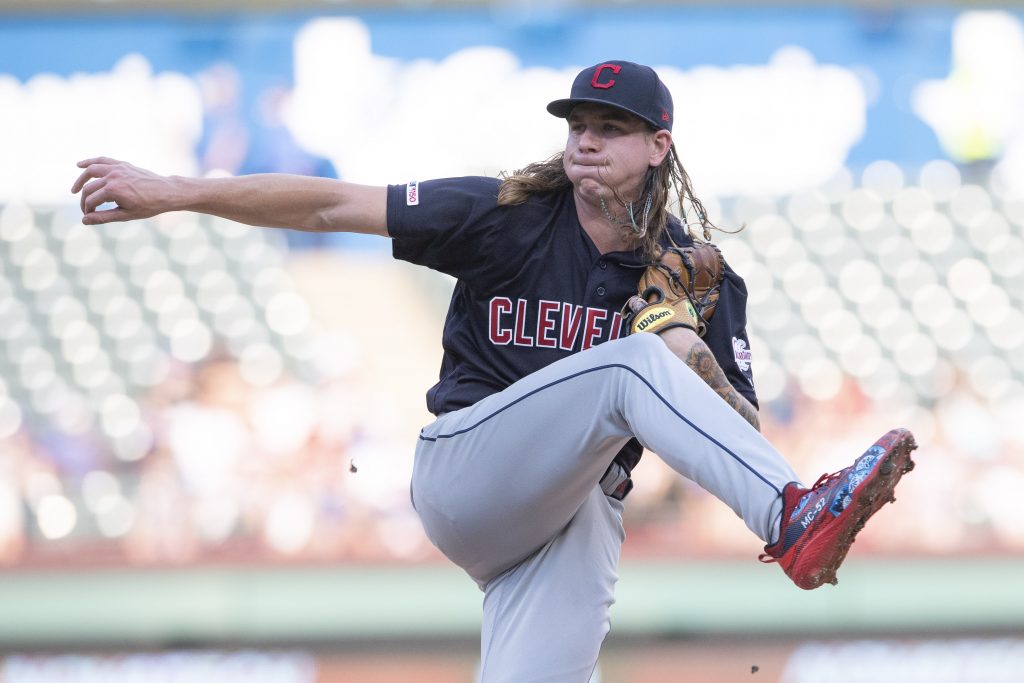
[410,332,799,682]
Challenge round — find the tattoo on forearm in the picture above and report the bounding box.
[684,342,761,431]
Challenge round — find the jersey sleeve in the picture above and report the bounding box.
[387,176,518,282]
[702,263,759,409]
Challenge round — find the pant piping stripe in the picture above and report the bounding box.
[418,363,781,495]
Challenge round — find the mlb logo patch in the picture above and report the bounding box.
[406,181,420,206]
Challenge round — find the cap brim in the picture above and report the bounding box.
[546,97,662,130]
[546,98,577,118]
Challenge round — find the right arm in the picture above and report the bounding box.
[660,327,761,432]
[624,294,761,430]
[71,157,388,236]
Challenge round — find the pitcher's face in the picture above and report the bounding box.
[563,103,671,205]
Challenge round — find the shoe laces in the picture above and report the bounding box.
[810,469,843,491]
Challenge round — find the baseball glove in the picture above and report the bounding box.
[622,243,726,337]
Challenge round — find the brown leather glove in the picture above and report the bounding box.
[622,243,726,337]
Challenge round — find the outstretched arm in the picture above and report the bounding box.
[71,157,388,236]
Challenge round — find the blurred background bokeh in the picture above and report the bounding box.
[1,2,1023,681]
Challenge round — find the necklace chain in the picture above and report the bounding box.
[600,194,652,239]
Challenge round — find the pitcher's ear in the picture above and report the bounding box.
[649,130,672,167]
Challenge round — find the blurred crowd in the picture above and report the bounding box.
[135,354,427,565]
[1,63,1022,564]
[0,348,433,568]
[1,324,1022,569]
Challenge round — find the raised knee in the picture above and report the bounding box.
[588,334,673,380]
[617,331,672,358]
[583,334,675,374]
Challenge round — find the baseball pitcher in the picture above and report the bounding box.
[71,60,917,683]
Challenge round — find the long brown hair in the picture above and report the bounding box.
[497,141,718,259]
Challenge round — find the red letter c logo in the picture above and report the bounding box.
[591,63,621,89]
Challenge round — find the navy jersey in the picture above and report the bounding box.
[388,176,757,469]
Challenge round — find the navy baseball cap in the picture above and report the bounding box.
[547,60,673,132]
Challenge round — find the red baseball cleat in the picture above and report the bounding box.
[760,428,918,590]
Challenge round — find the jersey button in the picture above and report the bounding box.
[596,286,606,296]
[598,260,608,270]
